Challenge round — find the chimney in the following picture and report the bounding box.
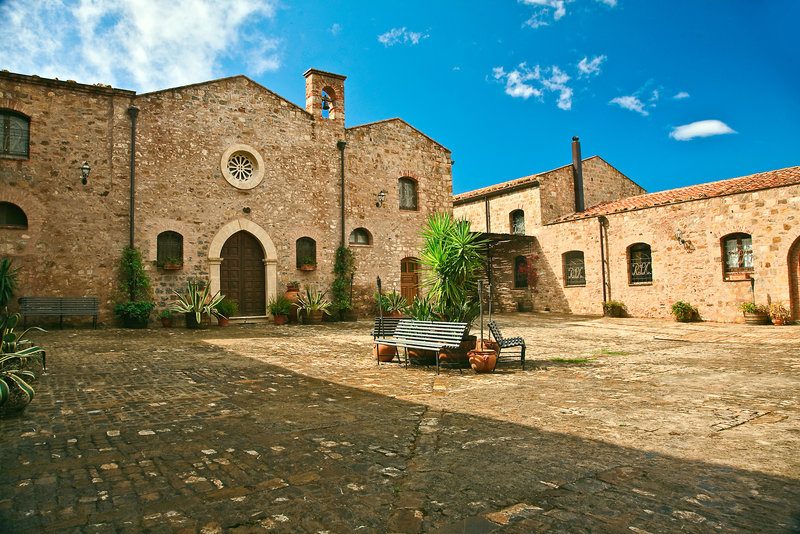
[571,136,585,212]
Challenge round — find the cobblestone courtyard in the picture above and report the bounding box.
[1,314,798,533]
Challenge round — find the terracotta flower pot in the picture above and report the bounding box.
[284,284,301,323]
[299,264,316,271]
[273,314,288,325]
[218,316,230,327]
[772,317,785,326]
[374,344,397,362]
[161,317,172,328]
[408,348,436,365]
[469,349,498,373]
[477,338,499,352]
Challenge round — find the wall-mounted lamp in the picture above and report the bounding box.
[243,206,251,214]
[376,190,386,207]
[80,161,91,185]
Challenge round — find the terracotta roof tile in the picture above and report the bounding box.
[551,166,800,223]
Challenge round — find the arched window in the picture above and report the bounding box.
[514,256,528,288]
[349,228,372,246]
[510,210,525,235]
[157,231,183,267]
[721,233,753,279]
[563,251,585,287]
[399,177,418,211]
[0,202,27,229]
[628,243,652,284]
[1,110,30,158]
[296,237,317,268]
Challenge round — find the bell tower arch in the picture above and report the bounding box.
[303,68,347,123]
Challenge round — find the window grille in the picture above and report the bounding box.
[0,202,27,228]
[511,210,525,235]
[399,178,418,210]
[157,231,183,264]
[629,243,652,284]
[564,251,585,286]
[1,111,30,158]
[296,237,316,268]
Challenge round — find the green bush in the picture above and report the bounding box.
[671,301,697,322]
[114,301,155,322]
[738,301,768,314]
[215,298,238,318]
[268,295,293,316]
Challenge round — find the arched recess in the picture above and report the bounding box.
[788,236,800,321]
[208,219,278,312]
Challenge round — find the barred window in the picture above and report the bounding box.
[399,178,418,210]
[722,233,753,278]
[514,256,528,288]
[510,210,525,235]
[563,251,585,287]
[157,231,183,265]
[1,110,30,158]
[349,228,372,246]
[296,237,317,268]
[0,202,27,229]
[628,243,652,284]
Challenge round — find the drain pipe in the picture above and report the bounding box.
[337,140,347,247]
[599,216,608,303]
[127,105,139,249]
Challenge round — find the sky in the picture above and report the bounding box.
[1,0,798,195]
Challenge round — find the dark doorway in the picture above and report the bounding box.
[220,231,266,316]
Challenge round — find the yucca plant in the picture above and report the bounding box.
[171,280,226,324]
[296,287,332,315]
[0,312,45,410]
[408,295,436,321]
[0,258,21,311]
[376,291,408,315]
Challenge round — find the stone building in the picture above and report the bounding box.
[0,68,453,323]
[454,138,800,322]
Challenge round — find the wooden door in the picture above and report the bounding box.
[790,237,800,320]
[220,231,266,316]
[401,257,420,303]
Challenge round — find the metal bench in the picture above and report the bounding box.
[488,320,526,370]
[371,316,403,339]
[374,319,469,374]
[19,297,99,329]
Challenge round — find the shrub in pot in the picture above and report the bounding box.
[671,301,697,322]
[215,298,238,326]
[768,302,791,325]
[268,295,293,325]
[159,309,172,327]
[114,301,155,328]
[296,287,331,324]
[1,313,46,416]
[738,301,770,325]
[602,300,625,317]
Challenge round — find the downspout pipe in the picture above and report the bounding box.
[337,140,347,247]
[599,216,608,303]
[127,105,139,250]
[571,136,585,212]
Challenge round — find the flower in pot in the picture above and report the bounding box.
[171,280,225,329]
[214,298,238,326]
[268,295,293,325]
[296,287,331,324]
[768,302,791,326]
[298,256,317,271]
[159,309,173,328]
[602,300,625,318]
[738,301,770,325]
[114,301,155,329]
[671,301,697,323]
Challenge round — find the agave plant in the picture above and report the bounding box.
[408,295,436,321]
[375,291,408,315]
[0,312,45,409]
[171,280,226,323]
[296,287,332,315]
[0,258,21,311]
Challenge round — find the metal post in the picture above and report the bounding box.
[478,280,484,346]
[377,276,383,319]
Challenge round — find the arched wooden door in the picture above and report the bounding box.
[789,237,800,320]
[401,257,420,303]
[220,231,266,316]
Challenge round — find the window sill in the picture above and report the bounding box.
[629,282,653,286]
[724,272,753,282]
[564,283,586,288]
[0,153,29,161]
[349,243,372,248]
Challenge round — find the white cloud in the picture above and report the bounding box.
[577,55,606,77]
[596,0,617,6]
[0,0,278,92]
[330,23,341,36]
[541,65,572,109]
[650,90,659,102]
[521,0,566,27]
[493,62,578,109]
[377,27,429,46]
[669,120,736,141]
[609,95,649,115]
[673,91,690,99]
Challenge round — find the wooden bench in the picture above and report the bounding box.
[374,319,469,374]
[488,320,526,370]
[19,297,99,329]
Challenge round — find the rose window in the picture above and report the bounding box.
[228,153,253,182]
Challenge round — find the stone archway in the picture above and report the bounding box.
[208,219,277,315]
[789,236,800,320]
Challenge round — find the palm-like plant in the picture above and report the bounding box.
[419,212,487,323]
[171,281,226,323]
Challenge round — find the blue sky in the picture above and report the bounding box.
[1,0,798,195]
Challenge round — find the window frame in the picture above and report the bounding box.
[0,202,28,229]
[510,210,525,235]
[398,177,418,211]
[563,250,586,287]
[296,237,317,269]
[721,232,754,280]
[156,231,184,268]
[0,110,30,159]
[628,243,653,285]
[349,227,372,246]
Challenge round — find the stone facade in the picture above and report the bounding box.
[0,69,453,324]
[455,148,800,323]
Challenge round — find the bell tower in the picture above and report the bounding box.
[303,68,346,123]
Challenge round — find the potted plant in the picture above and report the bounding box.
[768,302,791,326]
[0,258,21,313]
[215,298,238,326]
[405,295,437,364]
[377,291,408,317]
[268,295,293,325]
[602,300,625,317]
[115,247,154,328]
[1,313,46,416]
[159,309,172,328]
[671,301,697,322]
[296,287,331,324]
[172,280,225,329]
[284,281,301,323]
[157,257,183,270]
[738,301,770,325]
[298,257,317,271]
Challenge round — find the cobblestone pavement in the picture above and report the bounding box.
[1,314,798,533]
